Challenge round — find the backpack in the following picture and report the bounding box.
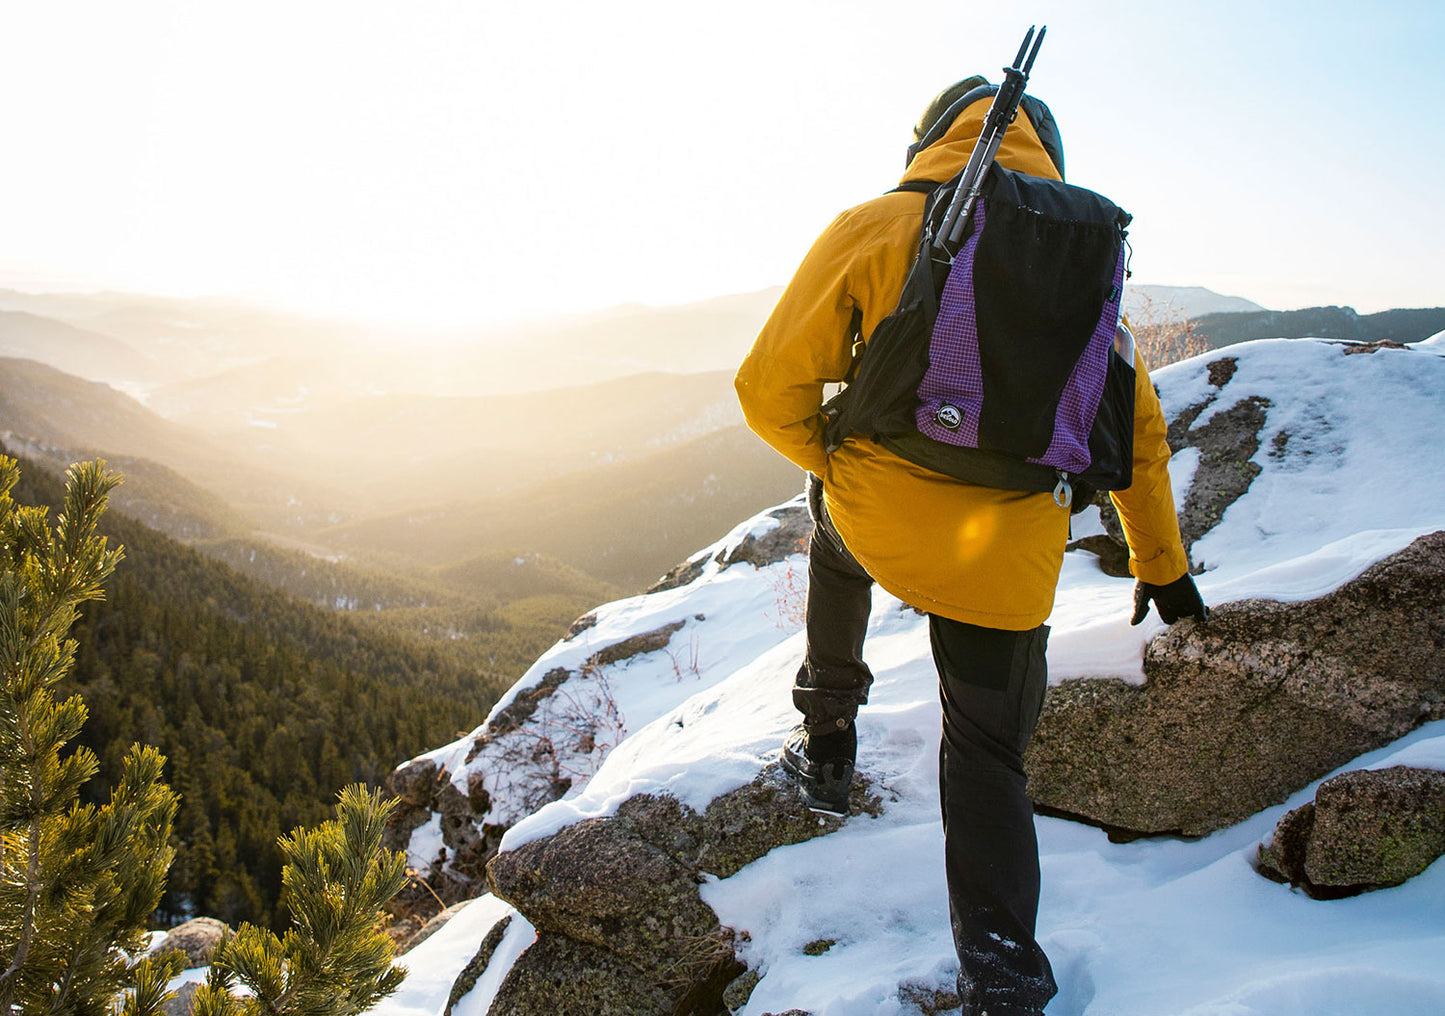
[821,89,1136,511]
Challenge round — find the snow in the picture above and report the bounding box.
[343,338,1445,1014]
[1048,338,1445,683]
[406,814,445,875]
[1174,340,1443,579]
[376,895,531,1016]
[413,498,813,840]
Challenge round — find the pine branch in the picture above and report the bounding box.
[121,951,186,1016]
[206,785,408,1015]
[0,816,40,1010]
[0,457,173,1016]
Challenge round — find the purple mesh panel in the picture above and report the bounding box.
[915,198,987,446]
[1026,245,1127,473]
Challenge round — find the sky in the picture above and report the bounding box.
[0,0,1441,327]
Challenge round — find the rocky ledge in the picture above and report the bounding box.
[483,765,872,1015]
[1027,531,1445,837]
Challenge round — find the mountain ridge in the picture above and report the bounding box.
[1192,304,1445,347]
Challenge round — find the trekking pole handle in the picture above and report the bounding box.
[1012,24,1036,67]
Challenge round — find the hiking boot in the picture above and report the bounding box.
[780,723,855,816]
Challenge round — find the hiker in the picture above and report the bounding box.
[734,75,1206,1016]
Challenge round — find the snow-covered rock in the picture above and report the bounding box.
[384,500,814,910]
[484,770,841,1015]
[373,337,1445,1016]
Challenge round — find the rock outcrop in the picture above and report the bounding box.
[715,502,811,571]
[1257,766,1445,897]
[443,915,514,1016]
[387,502,813,917]
[484,765,868,1015]
[1172,393,1268,551]
[384,618,697,914]
[649,501,810,593]
[1089,353,1267,566]
[369,340,1445,1011]
[152,916,229,968]
[1027,531,1445,836]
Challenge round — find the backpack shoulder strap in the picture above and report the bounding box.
[840,180,940,382]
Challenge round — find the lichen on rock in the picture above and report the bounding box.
[1258,766,1445,897]
[485,764,855,1014]
[1028,531,1445,837]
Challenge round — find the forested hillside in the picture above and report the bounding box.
[8,450,515,930]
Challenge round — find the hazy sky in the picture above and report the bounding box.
[1,0,1440,326]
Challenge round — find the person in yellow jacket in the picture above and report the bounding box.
[735,78,1207,1016]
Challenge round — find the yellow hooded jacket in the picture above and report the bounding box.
[735,97,1190,629]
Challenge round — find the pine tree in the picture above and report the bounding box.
[190,784,408,1016]
[0,457,182,1015]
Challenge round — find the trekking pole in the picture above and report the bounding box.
[933,25,1046,254]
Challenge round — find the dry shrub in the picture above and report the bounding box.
[1128,292,1211,367]
[767,541,810,631]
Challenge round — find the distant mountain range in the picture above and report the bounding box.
[0,309,159,384]
[1122,285,1266,319]
[0,356,353,534]
[4,281,1441,601]
[319,423,802,590]
[0,288,354,384]
[0,285,783,403]
[1191,306,1445,347]
[0,351,802,592]
[8,283,1439,408]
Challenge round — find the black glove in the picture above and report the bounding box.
[1130,573,1208,625]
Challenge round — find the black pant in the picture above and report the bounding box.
[932,614,1055,1015]
[792,476,875,731]
[795,477,1057,1015]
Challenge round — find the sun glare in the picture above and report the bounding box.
[0,2,1440,322]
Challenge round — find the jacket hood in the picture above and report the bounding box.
[900,94,1063,188]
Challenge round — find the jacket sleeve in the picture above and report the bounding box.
[734,210,869,477]
[1111,350,1191,584]
[734,203,913,479]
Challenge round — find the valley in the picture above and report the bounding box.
[4,281,1439,933]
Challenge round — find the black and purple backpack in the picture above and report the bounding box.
[822,93,1135,510]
